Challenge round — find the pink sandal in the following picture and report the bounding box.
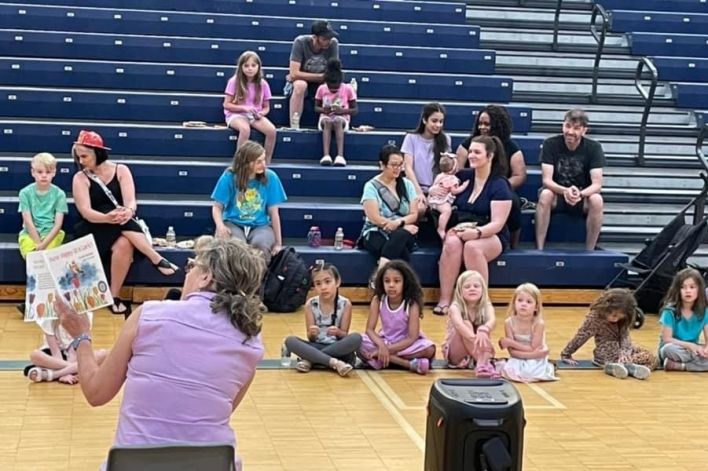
[474,363,497,379]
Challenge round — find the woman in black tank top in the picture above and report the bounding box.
[71,130,179,316]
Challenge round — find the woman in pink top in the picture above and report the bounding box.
[57,237,266,470]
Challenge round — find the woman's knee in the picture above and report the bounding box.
[112,236,134,256]
[441,237,463,257]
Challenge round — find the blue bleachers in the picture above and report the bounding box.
[0,0,632,290]
[0,30,494,75]
[0,58,512,104]
[0,244,627,288]
[629,32,708,58]
[609,10,708,35]
[599,0,708,14]
[673,83,708,109]
[0,195,586,248]
[0,124,543,164]
[0,89,530,132]
[7,0,466,24]
[651,56,708,83]
[0,8,480,49]
[0,156,543,200]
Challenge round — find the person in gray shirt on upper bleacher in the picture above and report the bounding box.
[535,108,605,251]
[286,20,339,128]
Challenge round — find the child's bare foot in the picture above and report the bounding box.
[437,229,446,240]
[58,374,79,385]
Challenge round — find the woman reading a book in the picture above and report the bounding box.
[56,236,265,471]
[71,130,178,316]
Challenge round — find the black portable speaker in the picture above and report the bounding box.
[424,378,526,471]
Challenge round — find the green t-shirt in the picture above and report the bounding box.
[18,183,68,236]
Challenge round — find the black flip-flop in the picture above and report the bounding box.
[110,297,132,318]
[432,305,449,316]
[153,257,179,276]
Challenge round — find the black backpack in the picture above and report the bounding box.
[262,247,311,312]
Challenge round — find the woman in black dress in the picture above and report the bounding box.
[71,130,178,315]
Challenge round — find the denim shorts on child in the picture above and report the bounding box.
[18,230,65,258]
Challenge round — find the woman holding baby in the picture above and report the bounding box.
[433,135,513,316]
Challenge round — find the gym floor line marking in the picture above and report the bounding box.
[356,370,425,453]
[526,382,566,410]
[369,371,566,411]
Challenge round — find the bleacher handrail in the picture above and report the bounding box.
[697,123,708,173]
[634,57,658,167]
[551,0,564,51]
[590,4,609,103]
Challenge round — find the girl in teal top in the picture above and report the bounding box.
[659,268,708,372]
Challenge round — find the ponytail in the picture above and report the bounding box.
[211,291,263,339]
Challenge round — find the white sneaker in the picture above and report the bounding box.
[333,155,347,166]
[604,362,629,379]
[320,155,333,166]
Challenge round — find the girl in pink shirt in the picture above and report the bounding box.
[224,51,276,162]
[314,58,357,166]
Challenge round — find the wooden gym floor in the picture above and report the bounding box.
[0,301,706,471]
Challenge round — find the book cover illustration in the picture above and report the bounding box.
[25,235,113,321]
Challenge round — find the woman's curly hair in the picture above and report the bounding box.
[195,236,266,338]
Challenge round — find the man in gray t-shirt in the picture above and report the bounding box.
[287,20,340,126]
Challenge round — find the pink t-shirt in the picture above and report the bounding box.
[428,173,461,205]
[223,77,272,120]
[315,83,357,122]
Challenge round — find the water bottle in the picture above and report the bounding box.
[165,226,176,248]
[334,227,344,250]
[290,112,300,130]
[280,344,290,367]
[307,226,322,248]
[350,77,358,94]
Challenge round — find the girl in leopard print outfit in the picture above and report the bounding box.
[561,288,657,379]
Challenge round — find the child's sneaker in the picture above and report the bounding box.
[333,155,347,166]
[663,358,685,371]
[320,155,333,166]
[296,359,312,373]
[410,358,430,375]
[604,362,629,379]
[625,363,651,380]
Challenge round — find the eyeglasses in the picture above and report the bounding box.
[387,162,404,169]
[185,258,198,274]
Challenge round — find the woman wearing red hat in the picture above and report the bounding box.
[71,130,178,316]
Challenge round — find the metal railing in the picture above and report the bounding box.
[589,4,609,103]
[634,57,658,167]
[551,0,564,51]
[698,123,708,173]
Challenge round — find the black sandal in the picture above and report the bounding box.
[153,257,179,276]
[110,297,132,317]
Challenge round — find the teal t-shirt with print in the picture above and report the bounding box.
[210,169,287,227]
[659,307,708,346]
[17,183,68,236]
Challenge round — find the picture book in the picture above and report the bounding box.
[24,235,113,321]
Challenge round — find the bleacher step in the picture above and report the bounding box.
[466,5,593,31]
[481,28,628,53]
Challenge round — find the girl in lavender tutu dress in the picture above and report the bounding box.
[358,260,436,374]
